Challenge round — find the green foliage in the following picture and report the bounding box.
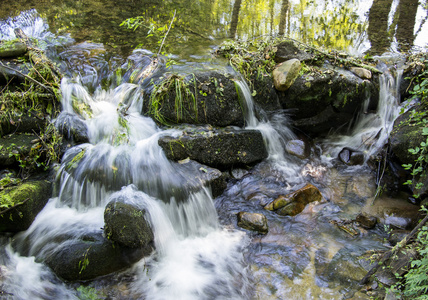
[11,125,63,179]
[401,56,428,198]
[120,10,177,65]
[148,74,198,125]
[79,247,90,275]
[215,38,277,90]
[76,285,105,300]
[387,208,428,299]
[0,171,21,191]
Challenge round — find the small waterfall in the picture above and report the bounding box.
[322,64,403,160]
[235,79,302,180]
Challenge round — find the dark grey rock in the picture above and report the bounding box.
[274,41,313,63]
[55,112,89,144]
[338,147,365,165]
[104,198,154,248]
[44,231,151,281]
[158,128,268,170]
[286,139,310,159]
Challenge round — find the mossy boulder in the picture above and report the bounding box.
[250,73,282,113]
[104,198,154,248]
[0,40,28,58]
[44,231,151,281]
[142,71,245,127]
[390,106,426,165]
[279,66,376,136]
[158,127,268,170]
[272,59,302,92]
[0,180,51,233]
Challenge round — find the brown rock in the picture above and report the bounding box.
[264,183,323,216]
[356,213,377,229]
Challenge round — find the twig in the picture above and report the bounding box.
[360,213,428,285]
[0,61,54,95]
[157,10,176,57]
[0,198,30,215]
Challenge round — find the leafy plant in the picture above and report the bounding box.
[401,56,428,198]
[76,285,104,300]
[402,217,428,299]
[148,73,198,125]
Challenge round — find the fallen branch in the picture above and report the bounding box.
[0,61,55,95]
[360,213,428,285]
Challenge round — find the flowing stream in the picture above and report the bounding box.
[0,10,413,300]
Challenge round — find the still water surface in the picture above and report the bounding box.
[1,0,427,58]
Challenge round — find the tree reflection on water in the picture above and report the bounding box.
[0,0,426,58]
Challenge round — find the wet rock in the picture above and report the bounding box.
[237,211,268,234]
[0,41,27,58]
[362,196,420,230]
[265,183,323,216]
[44,231,151,281]
[158,128,268,170]
[55,112,89,144]
[286,139,310,159]
[274,41,313,63]
[356,213,377,229]
[0,180,51,233]
[142,71,245,127]
[272,59,302,92]
[390,106,426,165]
[61,145,226,202]
[338,147,365,165]
[230,168,250,180]
[104,199,154,248]
[350,67,372,79]
[250,74,282,113]
[280,66,376,136]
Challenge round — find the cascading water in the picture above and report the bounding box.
[322,60,404,160]
[234,79,302,181]
[0,9,412,300]
[1,19,251,299]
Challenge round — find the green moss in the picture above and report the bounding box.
[0,181,42,210]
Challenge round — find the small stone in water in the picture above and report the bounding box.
[237,211,268,234]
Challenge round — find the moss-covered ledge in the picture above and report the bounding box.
[0,179,52,233]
